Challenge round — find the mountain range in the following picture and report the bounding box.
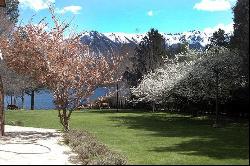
[80,30,215,56]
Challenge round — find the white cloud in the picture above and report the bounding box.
[194,0,232,11]
[56,6,82,14]
[204,22,234,34]
[19,0,55,11]
[147,10,153,16]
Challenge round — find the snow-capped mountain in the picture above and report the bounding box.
[103,32,145,44]
[162,30,211,48]
[80,30,215,56]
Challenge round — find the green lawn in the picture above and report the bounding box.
[5,109,249,165]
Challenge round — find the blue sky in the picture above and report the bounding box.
[18,0,236,33]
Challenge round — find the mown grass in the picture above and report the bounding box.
[5,109,249,165]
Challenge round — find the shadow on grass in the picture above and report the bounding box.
[73,109,151,114]
[151,138,249,160]
[109,113,249,160]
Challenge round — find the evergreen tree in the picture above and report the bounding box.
[209,28,229,47]
[230,0,249,83]
[129,28,167,86]
[230,0,249,113]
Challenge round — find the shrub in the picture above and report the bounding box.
[63,130,127,165]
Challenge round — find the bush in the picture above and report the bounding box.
[63,130,127,165]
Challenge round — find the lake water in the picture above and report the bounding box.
[4,87,109,110]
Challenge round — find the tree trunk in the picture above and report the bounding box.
[152,102,155,112]
[14,95,16,105]
[10,94,13,105]
[30,90,35,110]
[214,71,219,127]
[21,91,24,109]
[116,83,119,112]
[0,76,5,136]
[58,109,70,132]
[63,109,69,131]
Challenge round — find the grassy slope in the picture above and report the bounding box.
[5,110,249,165]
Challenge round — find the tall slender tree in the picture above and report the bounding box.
[0,0,19,136]
[230,0,249,86]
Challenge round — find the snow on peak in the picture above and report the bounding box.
[102,31,212,47]
[103,32,145,44]
[81,29,233,52]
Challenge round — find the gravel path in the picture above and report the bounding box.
[0,125,75,165]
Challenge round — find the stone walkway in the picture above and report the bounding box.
[0,125,75,165]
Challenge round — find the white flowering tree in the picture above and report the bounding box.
[132,47,244,116]
[131,48,200,111]
[175,47,244,103]
[175,47,244,124]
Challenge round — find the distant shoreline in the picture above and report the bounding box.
[4,87,109,110]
